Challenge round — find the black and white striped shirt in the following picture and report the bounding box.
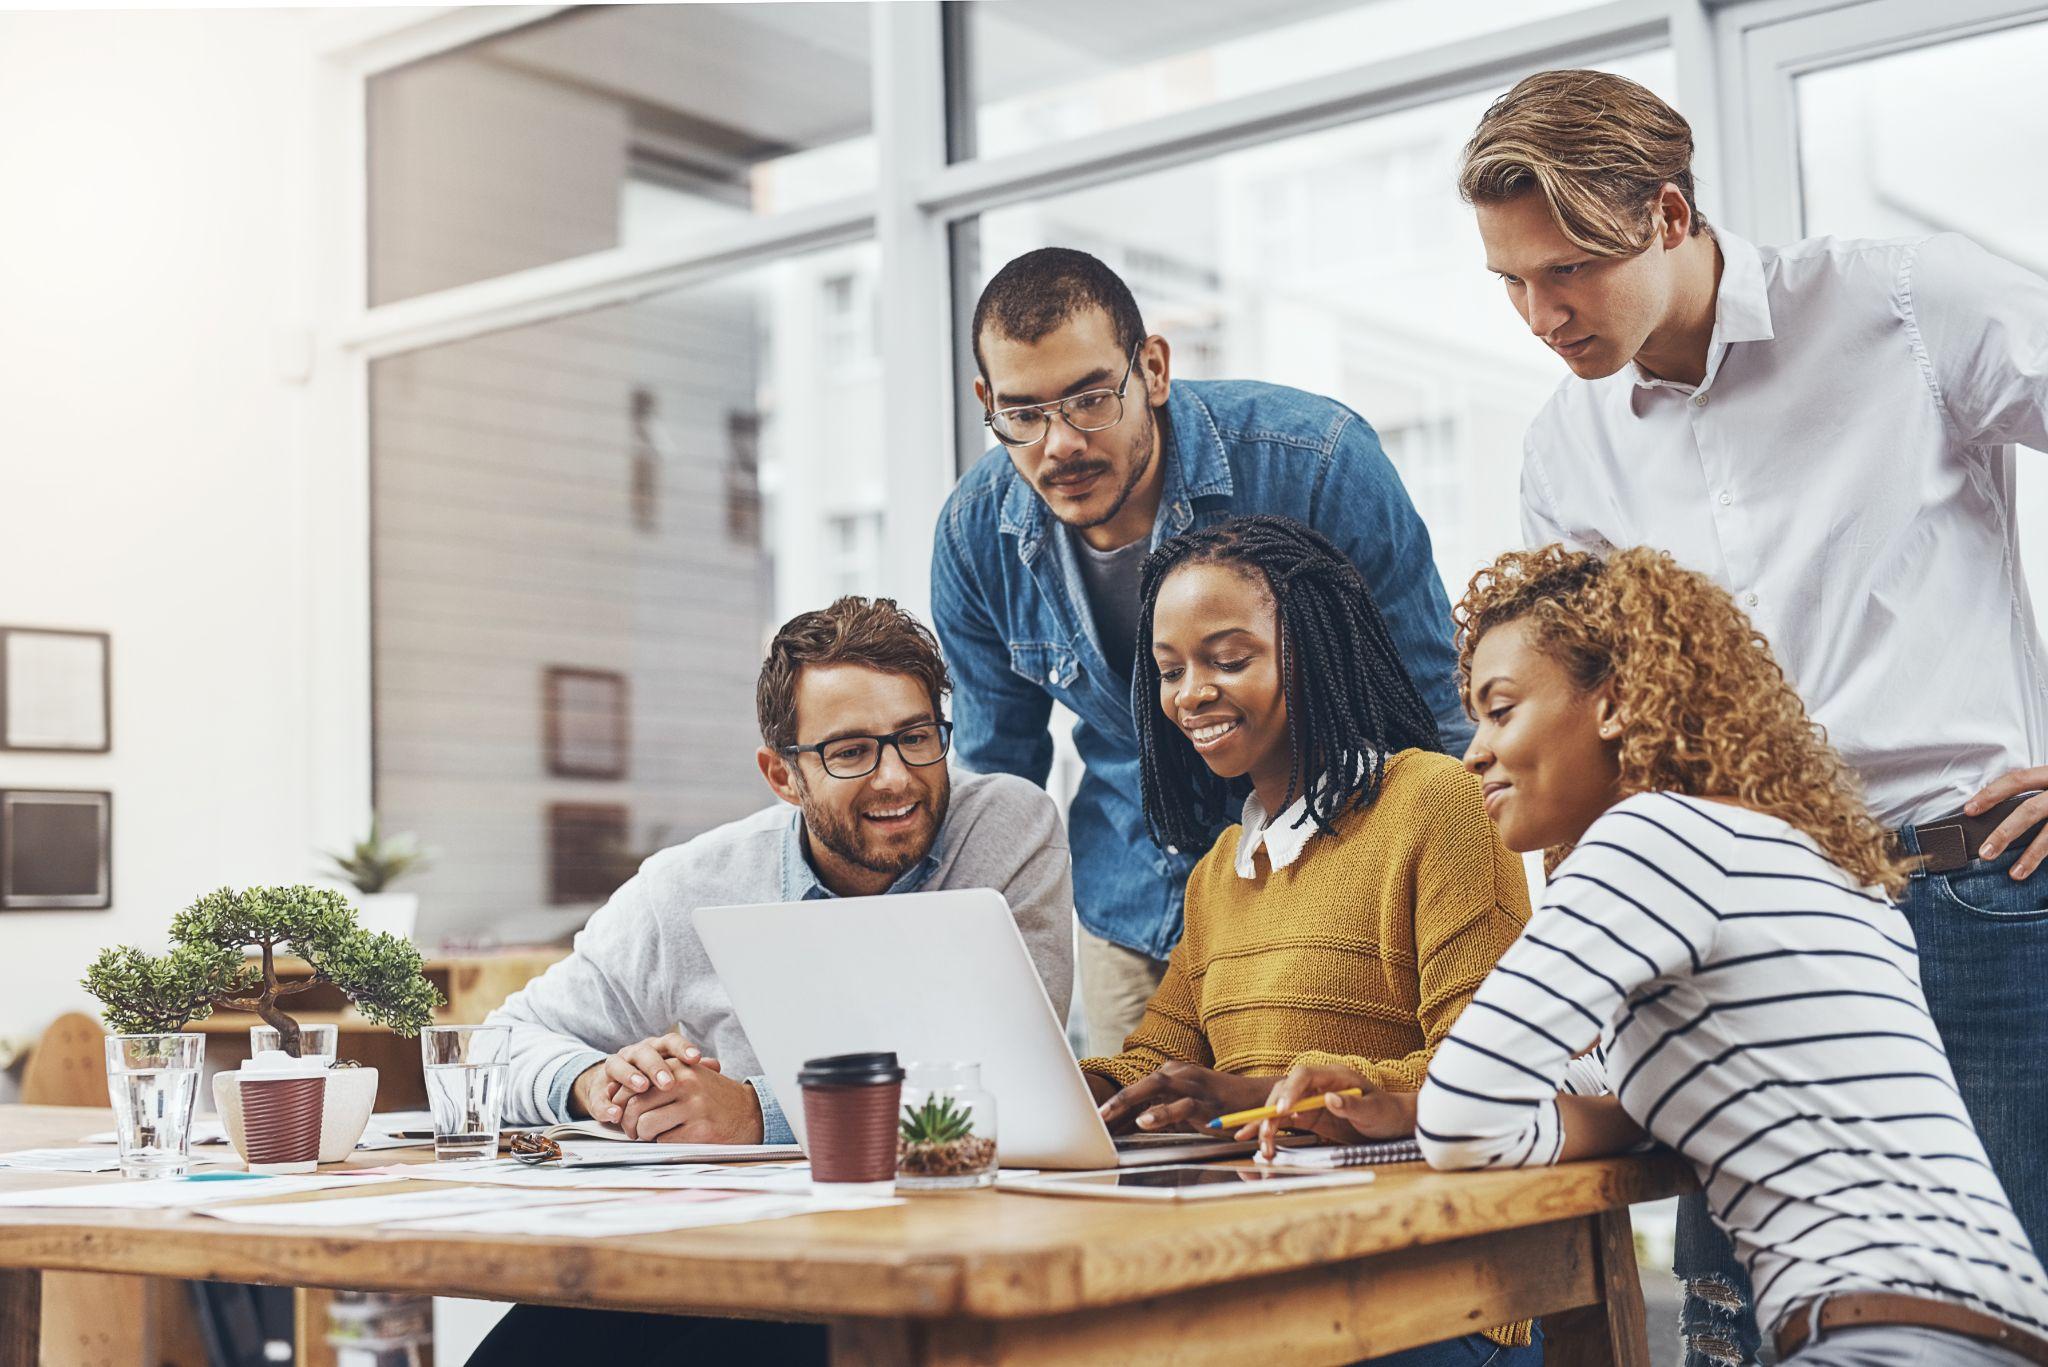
[1417,792,2048,1338]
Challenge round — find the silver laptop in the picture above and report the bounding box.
[693,889,1254,1170]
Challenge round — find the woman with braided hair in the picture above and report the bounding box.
[1081,514,1542,1366]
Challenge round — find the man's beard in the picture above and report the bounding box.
[1044,402,1158,532]
[799,780,952,879]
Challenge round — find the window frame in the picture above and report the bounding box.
[309,0,1722,849]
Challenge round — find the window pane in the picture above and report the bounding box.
[1797,22,2048,633]
[368,5,874,306]
[961,0,1611,161]
[962,52,1674,597]
[372,243,881,944]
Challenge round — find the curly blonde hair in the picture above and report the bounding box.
[1453,546,1910,895]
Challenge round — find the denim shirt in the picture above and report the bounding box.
[931,378,1471,958]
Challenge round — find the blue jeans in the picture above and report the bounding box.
[1673,834,2048,1366]
[1895,827,2048,1253]
[1360,1327,1543,1366]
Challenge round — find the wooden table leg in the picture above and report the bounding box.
[1540,1208,1651,1367]
[297,1287,339,1367]
[0,1267,41,1367]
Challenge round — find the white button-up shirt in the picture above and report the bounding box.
[1522,230,2048,829]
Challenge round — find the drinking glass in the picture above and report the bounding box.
[419,1025,508,1161]
[104,1033,205,1178]
[249,1023,338,1065]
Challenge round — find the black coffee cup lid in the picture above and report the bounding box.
[797,1051,904,1087]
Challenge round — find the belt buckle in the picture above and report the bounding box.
[1914,824,1971,875]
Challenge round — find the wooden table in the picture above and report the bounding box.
[0,1105,1692,1367]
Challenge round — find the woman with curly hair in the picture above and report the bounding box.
[1252,546,2048,1366]
[1085,515,1542,1365]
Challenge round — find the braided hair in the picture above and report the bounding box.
[1135,514,1444,854]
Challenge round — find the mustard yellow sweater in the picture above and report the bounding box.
[1080,749,1535,1347]
[1081,749,1532,1092]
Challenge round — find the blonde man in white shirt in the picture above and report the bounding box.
[1459,69,2048,1367]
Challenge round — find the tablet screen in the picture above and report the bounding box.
[1039,1165,1337,1190]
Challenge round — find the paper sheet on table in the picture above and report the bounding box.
[81,1119,230,1147]
[406,1189,900,1237]
[0,1173,402,1209]
[551,1139,802,1166]
[0,1148,235,1174]
[194,1186,625,1227]
[358,1159,820,1193]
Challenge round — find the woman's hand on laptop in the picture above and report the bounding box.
[1096,1061,1277,1136]
[1242,1062,1415,1159]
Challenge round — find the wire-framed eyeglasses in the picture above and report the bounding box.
[984,346,1142,448]
[780,721,954,780]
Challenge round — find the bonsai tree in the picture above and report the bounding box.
[321,816,429,894]
[83,884,443,1057]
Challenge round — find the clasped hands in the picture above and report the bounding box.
[570,1030,764,1144]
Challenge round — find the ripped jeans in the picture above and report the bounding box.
[1676,1191,1765,1366]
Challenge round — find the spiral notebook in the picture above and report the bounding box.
[1268,1137,1423,1168]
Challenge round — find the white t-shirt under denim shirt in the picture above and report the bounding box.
[1521,230,2048,829]
[1417,792,2048,1340]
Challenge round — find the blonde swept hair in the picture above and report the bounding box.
[1459,69,1707,258]
[1453,546,1912,896]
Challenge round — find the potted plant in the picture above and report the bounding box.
[321,816,430,941]
[83,885,443,1164]
[896,1089,998,1190]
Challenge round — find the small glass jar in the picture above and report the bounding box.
[895,1061,998,1190]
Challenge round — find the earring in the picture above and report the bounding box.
[1599,723,1622,740]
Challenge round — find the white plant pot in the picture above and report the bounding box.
[353,892,418,941]
[214,1065,379,1165]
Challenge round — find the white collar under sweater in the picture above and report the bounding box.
[1233,787,1318,878]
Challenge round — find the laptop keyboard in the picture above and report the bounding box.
[1113,1132,1238,1148]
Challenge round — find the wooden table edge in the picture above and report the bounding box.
[0,1150,1693,1321]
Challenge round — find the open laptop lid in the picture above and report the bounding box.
[694,889,1124,1169]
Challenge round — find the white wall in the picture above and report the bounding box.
[0,10,321,1070]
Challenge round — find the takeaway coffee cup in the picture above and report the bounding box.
[798,1051,903,1193]
[237,1049,328,1174]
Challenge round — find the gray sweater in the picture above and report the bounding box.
[486,770,1074,1141]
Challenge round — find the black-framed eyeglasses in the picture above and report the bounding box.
[781,720,954,779]
[984,345,1142,448]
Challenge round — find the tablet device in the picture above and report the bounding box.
[1001,1163,1379,1201]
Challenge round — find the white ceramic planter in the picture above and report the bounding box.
[352,891,418,941]
[214,1064,378,1165]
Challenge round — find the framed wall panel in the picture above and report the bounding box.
[0,627,111,753]
[1,789,112,911]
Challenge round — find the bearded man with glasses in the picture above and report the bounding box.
[481,596,1072,1149]
[934,247,1469,1056]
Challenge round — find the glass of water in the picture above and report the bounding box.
[250,1023,338,1064]
[420,1025,508,1161]
[104,1033,205,1179]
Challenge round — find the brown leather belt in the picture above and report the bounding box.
[1775,1292,2048,1364]
[1903,792,2043,876]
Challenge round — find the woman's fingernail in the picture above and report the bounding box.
[1981,841,1996,858]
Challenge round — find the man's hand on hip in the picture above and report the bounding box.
[1965,764,2048,880]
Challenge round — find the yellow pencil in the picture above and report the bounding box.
[1207,1088,1363,1131]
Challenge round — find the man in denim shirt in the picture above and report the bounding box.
[933,249,1469,1054]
